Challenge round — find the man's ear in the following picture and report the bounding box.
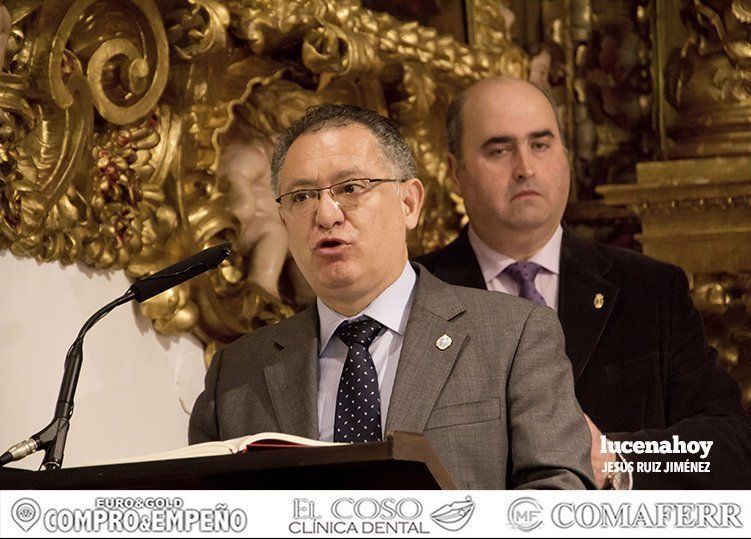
[401,178,425,230]
[278,206,287,227]
[447,153,462,197]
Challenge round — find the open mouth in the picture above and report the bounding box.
[314,238,350,254]
[319,239,343,248]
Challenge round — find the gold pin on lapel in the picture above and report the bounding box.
[436,334,452,350]
[594,293,605,309]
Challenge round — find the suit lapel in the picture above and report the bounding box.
[558,229,618,379]
[385,266,467,433]
[263,308,320,439]
[426,227,486,290]
[428,225,619,381]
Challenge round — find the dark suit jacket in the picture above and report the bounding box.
[417,227,751,488]
[190,264,595,489]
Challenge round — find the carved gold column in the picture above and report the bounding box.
[598,0,751,407]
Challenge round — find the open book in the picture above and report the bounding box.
[87,433,343,467]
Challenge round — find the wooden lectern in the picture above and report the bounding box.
[0,432,456,490]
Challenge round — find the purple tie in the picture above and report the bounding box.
[503,261,547,306]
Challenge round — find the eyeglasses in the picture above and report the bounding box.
[276,178,406,216]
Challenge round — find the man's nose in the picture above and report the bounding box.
[513,147,535,181]
[314,190,345,229]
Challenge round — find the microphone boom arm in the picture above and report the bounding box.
[39,289,135,470]
[0,242,230,469]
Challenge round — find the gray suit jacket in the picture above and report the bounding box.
[189,264,595,489]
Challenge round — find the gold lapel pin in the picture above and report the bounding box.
[594,293,605,310]
[436,334,452,350]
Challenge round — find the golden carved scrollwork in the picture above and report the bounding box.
[598,0,751,405]
[1,0,523,360]
[45,0,169,125]
[85,107,177,269]
[1,35,93,265]
[0,75,40,254]
[466,0,526,78]
[694,272,751,408]
[664,0,751,157]
[164,0,230,61]
[5,0,749,402]
[532,0,654,200]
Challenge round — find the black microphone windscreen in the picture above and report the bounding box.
[129,243,231,303]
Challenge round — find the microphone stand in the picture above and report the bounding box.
[1,290,135,470]
[0,242,230,469]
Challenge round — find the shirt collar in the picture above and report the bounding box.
[316,262,417,354]
[468,224,563,285]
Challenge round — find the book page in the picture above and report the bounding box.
[79,433,344,467]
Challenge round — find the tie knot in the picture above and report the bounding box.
[503,261,544,285]
[336,317,383,348]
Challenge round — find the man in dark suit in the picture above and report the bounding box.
[190,103,595,489]
[417,76,751,489]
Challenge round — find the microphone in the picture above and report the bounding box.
[0,242,231,469]
[129,242,231,302]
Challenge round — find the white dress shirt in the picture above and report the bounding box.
[467,225,563,311]
[316,262,417,442]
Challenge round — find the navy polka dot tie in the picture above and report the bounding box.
[334,317,384,443]
[503,261,547,306]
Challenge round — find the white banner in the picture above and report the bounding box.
[1,490,749,538]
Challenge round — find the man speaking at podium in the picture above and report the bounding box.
[189,103,595,489]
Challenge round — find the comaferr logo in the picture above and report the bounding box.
[551,502,742,529]
[507,497,543,532]
[430,496,475,532]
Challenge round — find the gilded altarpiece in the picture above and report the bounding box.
[2,0,749,406]
[0,0,525,364]
[597,0,751,406]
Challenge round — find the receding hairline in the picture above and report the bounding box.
[463,75,555,111]
[449,76,565,159]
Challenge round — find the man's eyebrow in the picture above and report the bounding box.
[529,129,555,139]
[285,178,318,191]
[480,130,556,150]
[481,135,515,149]
[283,168,371,191]
[331,168,370,182]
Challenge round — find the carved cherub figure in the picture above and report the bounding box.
[216,79,322,304]
[218,137,288,299]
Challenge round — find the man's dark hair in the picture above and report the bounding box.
[446,77,567,165]
[270,103,418,196]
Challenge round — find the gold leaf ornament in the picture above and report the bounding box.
[302,22,381,78]
[46,0,169,125]
[164,0,230,60]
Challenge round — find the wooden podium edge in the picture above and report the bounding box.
[0,432,457,490]
[388,431,458,490]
